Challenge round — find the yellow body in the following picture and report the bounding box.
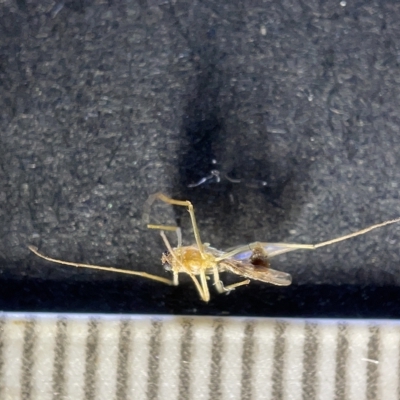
[163,246,217,275]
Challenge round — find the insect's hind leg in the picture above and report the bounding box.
[212,266,250,294]
[312,217,400,249]
[143,192,204,253]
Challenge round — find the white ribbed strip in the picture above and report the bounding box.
[0,313,399,400]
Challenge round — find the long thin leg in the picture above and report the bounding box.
[212,265,225,293]
[28,246,174,285]
[212,265,250,293]
[216,217,400,261]
[199,270,210,302]
[313,217,400,248]
[223,280,251,291]
[143,192,205,254]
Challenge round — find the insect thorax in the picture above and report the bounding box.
[161,246,217,275]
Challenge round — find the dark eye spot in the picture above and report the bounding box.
[162,251,172,271]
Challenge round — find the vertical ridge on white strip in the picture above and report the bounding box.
[253,320,275,400]
[283,320,306,400]
[158,317,181,400]
[177,318,194,400]
[3,314,400,400]
[190,317,213,400]
[347,323,369,399]
[378,324,399,400]
[2,315,25,400]
[96,318,120,400]
[221,319,245,400]
[127,318,152,400]
[64,316,89,400]
[32,317,57,400]
[316,321,337,400]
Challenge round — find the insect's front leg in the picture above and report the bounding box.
[28,246,175,286]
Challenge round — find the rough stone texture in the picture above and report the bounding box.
[1,0,400,315]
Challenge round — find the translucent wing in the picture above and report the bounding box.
[231,242,312,261]
[220,259,292,286]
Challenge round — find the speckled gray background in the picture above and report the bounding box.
[1,0,400,314]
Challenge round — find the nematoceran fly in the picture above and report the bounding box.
[29,193,400,302]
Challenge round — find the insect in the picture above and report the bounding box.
[29,193,400,302]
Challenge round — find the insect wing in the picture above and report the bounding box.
[263,267,292,286]
[222,259,292,286]
[232,243,305,261]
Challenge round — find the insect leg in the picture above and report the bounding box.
[212,265,250,293]
[143,194,181,235]
[312,217,400,249]
[28,246,175,286]
[223,280,251,291]
[144,192,205,254]
[199,270,210,302]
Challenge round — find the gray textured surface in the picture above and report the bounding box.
[1,1,400,310]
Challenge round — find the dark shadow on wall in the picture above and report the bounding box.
[170,5,296,249]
